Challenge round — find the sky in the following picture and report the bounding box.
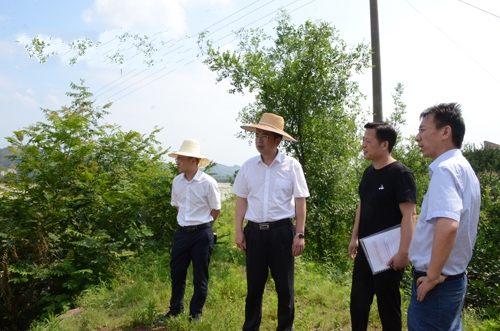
[1,0,499,166]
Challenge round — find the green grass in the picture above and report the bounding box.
[29,197,494,331]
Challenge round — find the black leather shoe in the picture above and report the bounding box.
[157,311,182,324]
[189,313,202,322]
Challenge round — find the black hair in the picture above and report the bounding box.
[420,103,465,148]
[364,121,398,152]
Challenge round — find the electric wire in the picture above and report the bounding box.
[93,1,277,99]
[108,67,180,102]
[458,0,500,19]
[96,66,171,104]
[405,0,500,85]
[189,0,263,38]
[95,0,316,104]
[94,67,152,99]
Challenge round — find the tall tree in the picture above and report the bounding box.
[199,12,371,261]
[387,83,430,207]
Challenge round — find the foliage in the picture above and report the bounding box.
[0,81,176,329]
[463,144,500,174]
[387,83,430,209]
[464,158,500,323]
[17,33,160,67]
[199,11,371,264]
[0,147,17,170]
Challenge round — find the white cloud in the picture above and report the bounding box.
[12,92,38,108]
[45,95,60,108]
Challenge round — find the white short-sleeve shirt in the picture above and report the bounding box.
[171,169,221,226]
[232,151,310,222]
[409,149,481,275]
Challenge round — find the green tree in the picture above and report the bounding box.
[463,145,500,319]
[0,81,176,329]
[463,144,500,174]
[387,83,430,208]
[199,12,371,262]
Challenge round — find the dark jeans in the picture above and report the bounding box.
[350,249,404,331]
[407,274,467,331]
[243,220,295,331]
[169,226,214,316]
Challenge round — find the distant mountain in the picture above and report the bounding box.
[0,147,14,169]
[208,163,240,183]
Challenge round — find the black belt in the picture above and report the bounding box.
[412,267,465,282]
[179,222,212,232]
[247,218,292,230]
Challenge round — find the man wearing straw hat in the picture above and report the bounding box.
[158,139,221,323]
[232,113,309,331]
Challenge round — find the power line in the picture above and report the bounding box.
[405,0,500,85]
[93,68,137,94]
[213,0,313,44]
[94,67,152,99]
[205,0,276,38]
[189,0,264,38]
[92,0,274,80]
[96,66,170,104]
[458,0,500,19]
[98,0,316,105]
[107,68,178,104]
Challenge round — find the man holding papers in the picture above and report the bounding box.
[408,103,481,330]
[349,122,417,331]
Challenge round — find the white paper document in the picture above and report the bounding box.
[359,225,401,275]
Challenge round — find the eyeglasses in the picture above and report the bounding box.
[254,133,272,141]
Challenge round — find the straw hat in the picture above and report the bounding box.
[168,139,210,167]
[240,113,296,142]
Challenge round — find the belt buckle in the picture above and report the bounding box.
[187,226,197,232]
[259,223,270,230]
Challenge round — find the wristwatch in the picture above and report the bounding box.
[294,233,305,239]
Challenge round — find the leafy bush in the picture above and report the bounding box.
[460,146,500,319]
[0,81,176,329]
[466,170,500,319]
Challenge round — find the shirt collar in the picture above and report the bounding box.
[182,169,202,182]
[429,148,462,175]
[256,150,284,166]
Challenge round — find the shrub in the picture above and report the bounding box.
[0,81,176,329]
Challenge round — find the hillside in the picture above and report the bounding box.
[209,163,240,182]
[0,147,14,169]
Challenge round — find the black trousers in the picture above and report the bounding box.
[350,249,404,331]
[169,226,214,316]
[243,220,295,331]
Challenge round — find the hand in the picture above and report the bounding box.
[387,251,410,270]
[416,274,448,301]
[235,230,246,253]
[291,236,305,256]
[348,238,358,260]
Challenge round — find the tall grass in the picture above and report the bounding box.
[29,196,491,330]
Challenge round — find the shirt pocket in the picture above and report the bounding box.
[274,178,292,200]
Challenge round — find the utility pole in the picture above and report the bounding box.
[370,0,383,122]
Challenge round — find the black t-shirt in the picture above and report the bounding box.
[358,161,417,238]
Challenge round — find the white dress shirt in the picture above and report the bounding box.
[410,149,481,275]
[232,151,309,222]
[171,169,221,226]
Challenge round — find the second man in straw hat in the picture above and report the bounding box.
[232,113,310,331]
[158,139,221,323]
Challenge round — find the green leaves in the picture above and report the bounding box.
[0,81,176,328]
